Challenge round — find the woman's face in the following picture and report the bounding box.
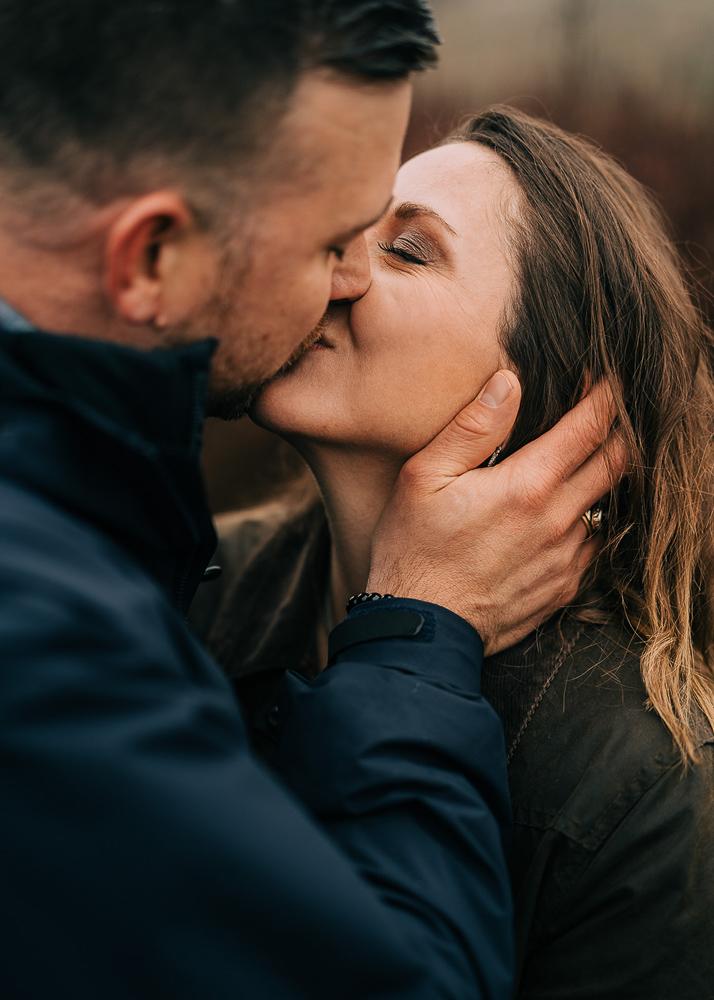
[252,142,519,457]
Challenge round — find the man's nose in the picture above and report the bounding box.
[330,234,372,303]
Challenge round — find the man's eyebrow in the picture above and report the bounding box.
[339,195,395,241]
[393,201,458,237]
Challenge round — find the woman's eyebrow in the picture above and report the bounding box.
[393,201,458,237]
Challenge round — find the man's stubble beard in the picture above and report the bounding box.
[260,311,329,380]
[176,241,330,422]
[172,244,261,421]
[205,307,331,422]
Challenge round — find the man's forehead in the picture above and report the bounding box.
[285,69,410,135]
[267,71,410,181]
[247,70,410,244]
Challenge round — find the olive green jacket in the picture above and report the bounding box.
[191,497,714,1000]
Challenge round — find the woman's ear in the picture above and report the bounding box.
[104,191,214,329]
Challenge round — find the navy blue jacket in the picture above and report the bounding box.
[0,327,513,999]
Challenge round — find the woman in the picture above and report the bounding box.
[192,108,714,998]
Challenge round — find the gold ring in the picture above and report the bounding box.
[580,506,604,539]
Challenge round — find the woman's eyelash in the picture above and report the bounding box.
[377,240,429,266]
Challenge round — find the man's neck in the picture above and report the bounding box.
[300,444,402,627]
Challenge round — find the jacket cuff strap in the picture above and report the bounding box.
[327,598,484,692]
[328,607,424,663]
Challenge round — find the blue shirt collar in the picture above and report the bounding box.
[0,298,34,333]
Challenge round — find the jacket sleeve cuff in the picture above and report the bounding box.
[328,598,484,695]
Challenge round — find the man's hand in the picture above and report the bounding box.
[367,371,626,654]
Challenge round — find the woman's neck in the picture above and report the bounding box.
[301,445,402,628]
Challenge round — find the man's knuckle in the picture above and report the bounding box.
[399,457,424,488]
[517,471,551,510]
[573,405,609,451]
[452,406,491,439]
[560,580,580,608]
[544,513,566,547]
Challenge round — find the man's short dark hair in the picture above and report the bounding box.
[0,0,439,200]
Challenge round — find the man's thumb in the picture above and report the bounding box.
[412,371,521,480]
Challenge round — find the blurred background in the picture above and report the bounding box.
[203,0,714,513]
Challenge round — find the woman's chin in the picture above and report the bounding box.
[251,342,332,427]
[250,375,337,442]
[249,387,296,435]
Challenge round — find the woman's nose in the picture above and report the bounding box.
[330,234,372,303]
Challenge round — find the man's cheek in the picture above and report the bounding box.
[304,273,331,326]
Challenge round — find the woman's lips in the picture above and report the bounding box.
[309,333,335,349]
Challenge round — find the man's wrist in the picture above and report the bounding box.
[329,597,484,693]
[367,572,486,636]
[346,591,395,612]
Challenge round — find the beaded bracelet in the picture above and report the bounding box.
[346,592,395,612]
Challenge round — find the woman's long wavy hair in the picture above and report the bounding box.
[450,107,713,763]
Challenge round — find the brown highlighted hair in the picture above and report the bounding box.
[450,107,713,762]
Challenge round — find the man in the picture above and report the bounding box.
[0,2,622,997]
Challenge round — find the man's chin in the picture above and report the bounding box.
[205,382,263,421]
[205,317,328,421]
[204,360,298,421]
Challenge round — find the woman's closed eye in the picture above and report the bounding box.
[378,234,433,266]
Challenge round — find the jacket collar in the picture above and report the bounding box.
[207,497,331,679]
[0,326,218,613]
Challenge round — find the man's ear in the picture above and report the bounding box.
[104,192,193,327]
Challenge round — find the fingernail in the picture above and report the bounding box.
[478,372,514,408]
